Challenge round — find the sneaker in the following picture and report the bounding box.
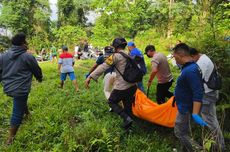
[172,148,177,152]
[109,108,113,112]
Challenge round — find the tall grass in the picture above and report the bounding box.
[0,58,229,151]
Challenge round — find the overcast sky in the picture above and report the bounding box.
[49,0,58,21]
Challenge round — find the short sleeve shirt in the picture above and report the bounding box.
[152,52,173,83]
[58,52,74,73]
[51,46,57,55]
[196,54,215,93]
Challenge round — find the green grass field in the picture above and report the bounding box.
[0,59,229,151]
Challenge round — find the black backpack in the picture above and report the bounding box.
[114,52,144,83]
[204,64,222,90]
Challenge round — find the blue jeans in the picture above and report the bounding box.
[60,72,76,81]
[11,94,29,127]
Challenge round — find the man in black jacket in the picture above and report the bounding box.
[0,33,43,144]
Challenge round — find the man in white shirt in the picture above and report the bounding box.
[190,47,225,151]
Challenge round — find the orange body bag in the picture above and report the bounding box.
[132,89,178,128]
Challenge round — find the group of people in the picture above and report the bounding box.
[84,38,225,151]
[173,44,225,152]
[38,46,58,62]
[0,33,225,152]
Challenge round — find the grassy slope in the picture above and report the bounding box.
[0,55,229,151]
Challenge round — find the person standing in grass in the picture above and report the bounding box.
[85,37,136,130]
[190,47,225,151]
[51,45,57,63]
[85,46,116,100]
[127,42,147,93]
[0,33,43,145]
[173,43,207,152]
[145,45,173,104]
[58,46,79,91]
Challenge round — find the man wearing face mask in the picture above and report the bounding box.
[0,33,43,144]
[173,43,207,152]
[145,45,173,104]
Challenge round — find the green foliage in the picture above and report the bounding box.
[90,0,159,46]
[52,25,87,49]
[0,35,10,52]
[0,0,229,151]
[29,34,50,53]
[57,0,92,27]
[0,61,179,151]
[0,0,51,36]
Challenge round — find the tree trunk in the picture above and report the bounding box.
[167,0,174,38]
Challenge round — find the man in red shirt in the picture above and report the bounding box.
[58,46,79,91]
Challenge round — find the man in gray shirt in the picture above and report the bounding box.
[85,37,136,130]
[145,45,173,104]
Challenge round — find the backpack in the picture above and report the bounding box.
[114,52,144,83]
[133,55,147,75]
[204,64,222,90]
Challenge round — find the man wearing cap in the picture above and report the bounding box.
[58,46,79,91]
[85,37,136,130]
[127,42,147,92]
[145,45,173,104]
[85,46,116,99]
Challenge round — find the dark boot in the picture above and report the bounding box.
[6,126,18,145]
[120,112,133,130]
[108,102,133,129]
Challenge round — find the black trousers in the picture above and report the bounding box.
[108,85,137,119]
[156,80,173,104]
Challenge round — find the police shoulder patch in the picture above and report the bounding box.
[105,55,113,65]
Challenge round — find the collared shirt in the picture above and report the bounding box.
[175,62,204,114]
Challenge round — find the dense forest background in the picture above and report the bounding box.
[0,0,229,105]
[0,0,229,151]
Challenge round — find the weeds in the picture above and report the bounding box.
[0,60,229,151]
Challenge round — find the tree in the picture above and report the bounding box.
[52,25,87,49]
[0,0,51,36]
[57,0,92,27]
[0,35,10,52]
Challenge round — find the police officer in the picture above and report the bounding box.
[85,37,137,130]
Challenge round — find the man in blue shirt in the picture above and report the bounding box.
[127,42,147,92]
[173,43,207,152]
